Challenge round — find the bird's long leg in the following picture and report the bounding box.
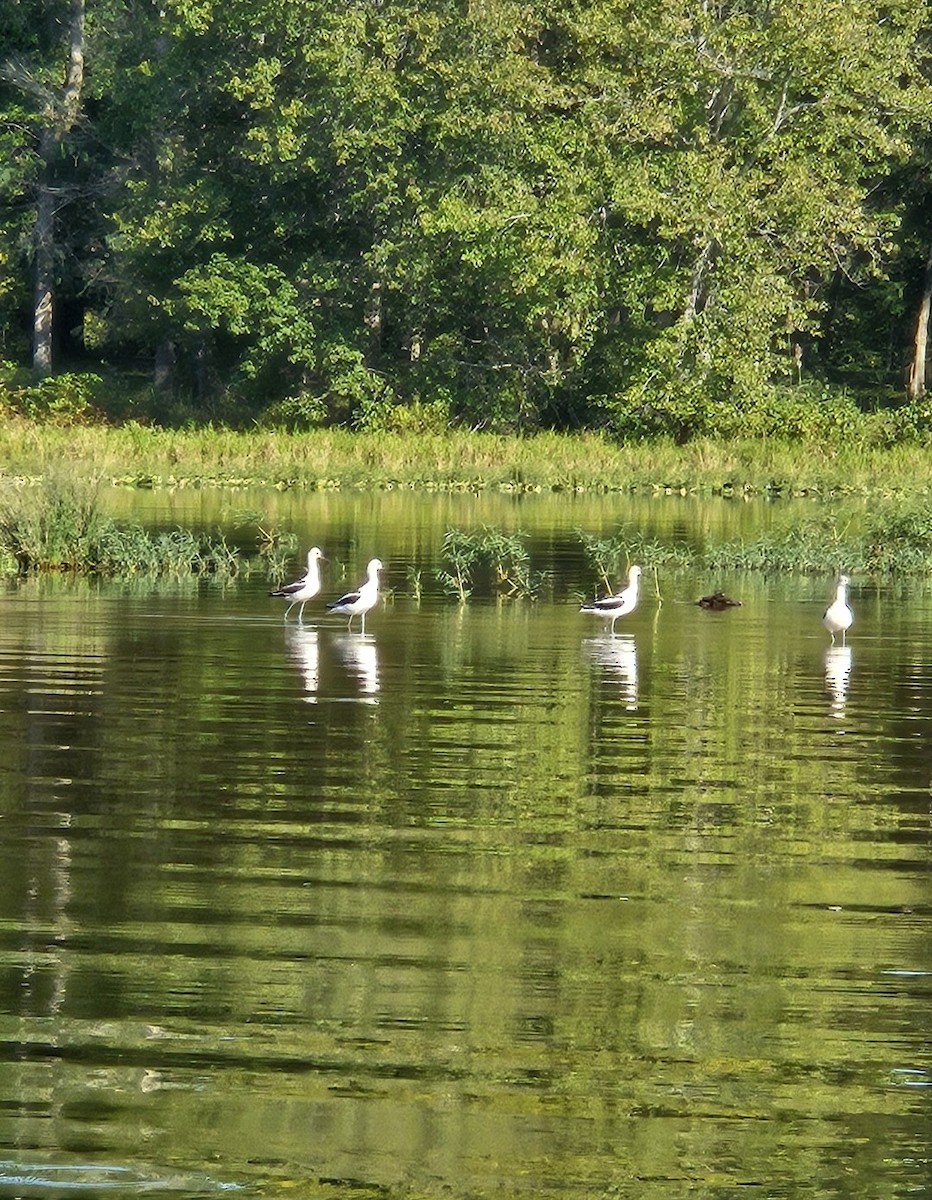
[298,601,306,623]
[284,600,296,620]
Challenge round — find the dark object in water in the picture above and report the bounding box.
[697,591,742,611]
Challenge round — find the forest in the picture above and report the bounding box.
[2,0,932,440]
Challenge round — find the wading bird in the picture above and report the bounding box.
[822,574,853,645]
[327,558,383,633]
[580,563,641,635]
[269,546,325,622]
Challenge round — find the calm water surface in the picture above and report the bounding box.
[0,492,930,1199]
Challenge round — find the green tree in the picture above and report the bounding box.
[1,0,89,374]
[102,0,612,426]
[566,0,930,435]
[0,0,131,376]
[3,0,930,434]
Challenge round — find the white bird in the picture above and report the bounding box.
[269,546,325,622]
[822,574,853,645]
[327,558,383,633]
[580,564,641,634]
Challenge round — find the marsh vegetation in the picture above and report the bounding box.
[5,464,932,584]
[3,419,932,500]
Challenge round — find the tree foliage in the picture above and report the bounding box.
[1,0,931,434]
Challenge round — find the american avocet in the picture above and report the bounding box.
[269,546,325,622]
[327,558,383,633]
[697,591,741,610]
[822,574,853,645]
[580,563,641,634]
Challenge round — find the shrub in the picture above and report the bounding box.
[1,371,105,425]
[356,397,452,436]
[258,393,329,430]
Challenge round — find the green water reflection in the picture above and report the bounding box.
[0,492,929,1199]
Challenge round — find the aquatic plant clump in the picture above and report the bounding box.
[90,525,242,577]
[0,475,243,577]
[581,505,932,578]
[704,517,861,574]
[436,527,549,600]
[862,508,932,574]
[702,504,932,575]
[578,528,692,592]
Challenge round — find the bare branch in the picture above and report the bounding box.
[0,57,56,109]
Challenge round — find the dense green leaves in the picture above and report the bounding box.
[1,0,931,433]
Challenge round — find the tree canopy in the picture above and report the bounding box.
[1,0,931,435]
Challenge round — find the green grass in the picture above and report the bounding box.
[6,419,932,578]
[5,465,932,578]
[0,469,246,577]
[2,417,932,497]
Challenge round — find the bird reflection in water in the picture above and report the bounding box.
[285,625,319,702]
[583,634,638,709]
[333,633,380,702]
[824,644,852,718]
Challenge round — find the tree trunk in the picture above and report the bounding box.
[154,340,176,396]
[29,0,85,376]
[907,247,932,401]
[32,152,55,377]
[364,278,383,364]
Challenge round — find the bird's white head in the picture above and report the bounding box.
[368,558,383,574]
[838,573,850,586]
[629,564,642,581]
[308,546,325,562]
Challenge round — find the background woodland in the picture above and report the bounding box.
[3,0,932,438]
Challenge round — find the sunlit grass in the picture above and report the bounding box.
[3,418,932,496]
[4,464,932,578]
[5,421,932,577]
[0,469,246,576]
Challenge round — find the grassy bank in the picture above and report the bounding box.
[2,418,932,497]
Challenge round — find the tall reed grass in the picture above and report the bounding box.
[3,417,932,496]
[0,471,243,577]
[4,454,932,580]
[436,527,547,599]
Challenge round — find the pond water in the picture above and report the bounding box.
[0,489,930,1199]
